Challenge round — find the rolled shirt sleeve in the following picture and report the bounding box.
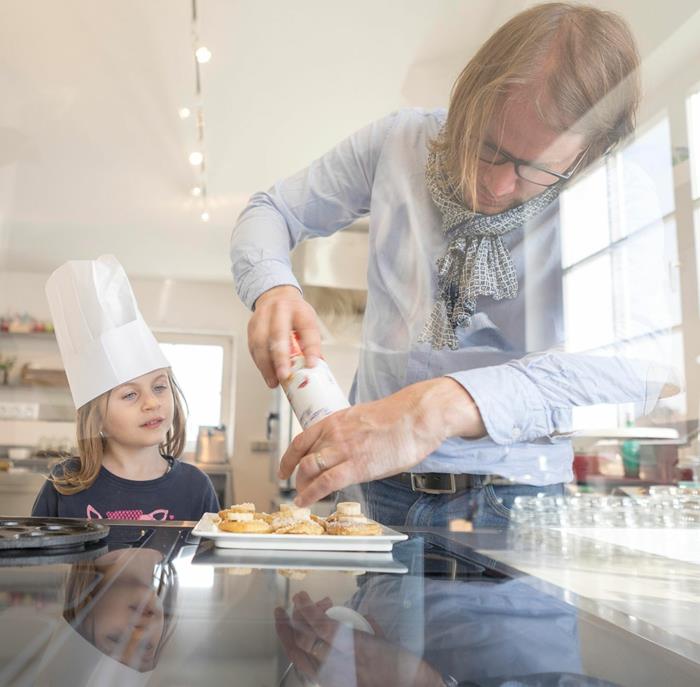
[230,112,399,310]
[448,351,679,445]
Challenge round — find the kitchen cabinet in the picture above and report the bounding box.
[0,332,75,460]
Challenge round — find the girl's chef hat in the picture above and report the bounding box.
[45,254,169,409]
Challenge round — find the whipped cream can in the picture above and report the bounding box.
[281,333,349,429]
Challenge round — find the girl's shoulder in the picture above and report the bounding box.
[168,459,209,480]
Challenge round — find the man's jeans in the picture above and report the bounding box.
[340,476,565,529]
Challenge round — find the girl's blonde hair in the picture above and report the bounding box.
[51,368,187,495]
[434,2,641,211]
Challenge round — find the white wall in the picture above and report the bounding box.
[0,270,276,509]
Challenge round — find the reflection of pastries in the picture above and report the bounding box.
[227,567,255,576]
[278,569,308,580]
[218,512,272,533]
[274,519,325,535]
[326,518,382,536]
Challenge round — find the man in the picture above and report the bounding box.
[231,3,673,526]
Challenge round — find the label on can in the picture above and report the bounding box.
[281,355,349,429]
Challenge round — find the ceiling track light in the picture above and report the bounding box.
[188,151,204,167]
[195,46,212,64]
[188,0,211,222]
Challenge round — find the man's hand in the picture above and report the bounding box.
[275,592,445,687]
[248,285,321,387]
[279,377,487,506]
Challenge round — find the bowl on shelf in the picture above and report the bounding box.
[8,447,32,460]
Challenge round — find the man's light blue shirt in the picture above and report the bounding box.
[231,108,670,485]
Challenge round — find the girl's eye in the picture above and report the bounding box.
[154,384,168,393]
[122,392,137,401]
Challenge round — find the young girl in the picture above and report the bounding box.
[32,255,219,521]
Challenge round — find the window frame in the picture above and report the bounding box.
[153,331,235,459]
[560,112,686,425]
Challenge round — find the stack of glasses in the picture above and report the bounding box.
[510,486,700,529]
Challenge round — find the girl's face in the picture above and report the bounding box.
[86,549,166,671]
[100,369,175,451]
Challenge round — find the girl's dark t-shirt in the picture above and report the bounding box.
[31,457,220,521]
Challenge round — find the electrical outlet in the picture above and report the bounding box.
[0,402,40,420]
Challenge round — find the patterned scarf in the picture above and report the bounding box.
[420,135,562,350]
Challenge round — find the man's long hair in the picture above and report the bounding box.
[434,2,641,211]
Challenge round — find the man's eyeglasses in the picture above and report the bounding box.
[477,140,591,187]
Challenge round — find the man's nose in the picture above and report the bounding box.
[484,162,518,197]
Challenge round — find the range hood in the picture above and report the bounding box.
[291,221,368,343]
[291,221,368,291]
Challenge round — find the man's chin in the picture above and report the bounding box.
[477,199,520,215]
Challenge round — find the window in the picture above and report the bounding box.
[689,90,700,201]
[560,115,685,427]
[689,90,700,306]
[156,334,234,453]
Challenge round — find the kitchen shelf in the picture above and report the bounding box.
[0,331,56,339]
[0,384,68,391]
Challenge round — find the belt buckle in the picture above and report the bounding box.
[410,473,457,495]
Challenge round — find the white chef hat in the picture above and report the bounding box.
[45,254,170,409]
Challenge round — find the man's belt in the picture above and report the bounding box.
[391,472,484,495]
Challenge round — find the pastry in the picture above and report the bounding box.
[310,513,327,530]
[271,507,325,535]
[326,516,382,536]
[218,511,272,534]
[274,519,325,535]
[326,501,363,522]
[218,502,256,519]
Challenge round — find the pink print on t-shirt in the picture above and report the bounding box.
[86,505,171,520]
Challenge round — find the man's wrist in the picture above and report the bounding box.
[420,377,486,441]
[253,284,302,310]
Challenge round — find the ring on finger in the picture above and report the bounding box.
[310,637,325,658]
[312,452,327,474]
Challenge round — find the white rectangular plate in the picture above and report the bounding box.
[192,513,408,552]
[192,545,408,573]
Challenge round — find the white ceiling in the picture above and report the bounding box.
[1,0,698,283]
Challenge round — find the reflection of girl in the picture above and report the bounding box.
[31,255,219,520]
[62,548,177,673]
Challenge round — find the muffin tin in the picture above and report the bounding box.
[0,517,109,550]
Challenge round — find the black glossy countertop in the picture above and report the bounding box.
[1,521,699,687]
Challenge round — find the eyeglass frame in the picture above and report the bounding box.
[477,140,592,187]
